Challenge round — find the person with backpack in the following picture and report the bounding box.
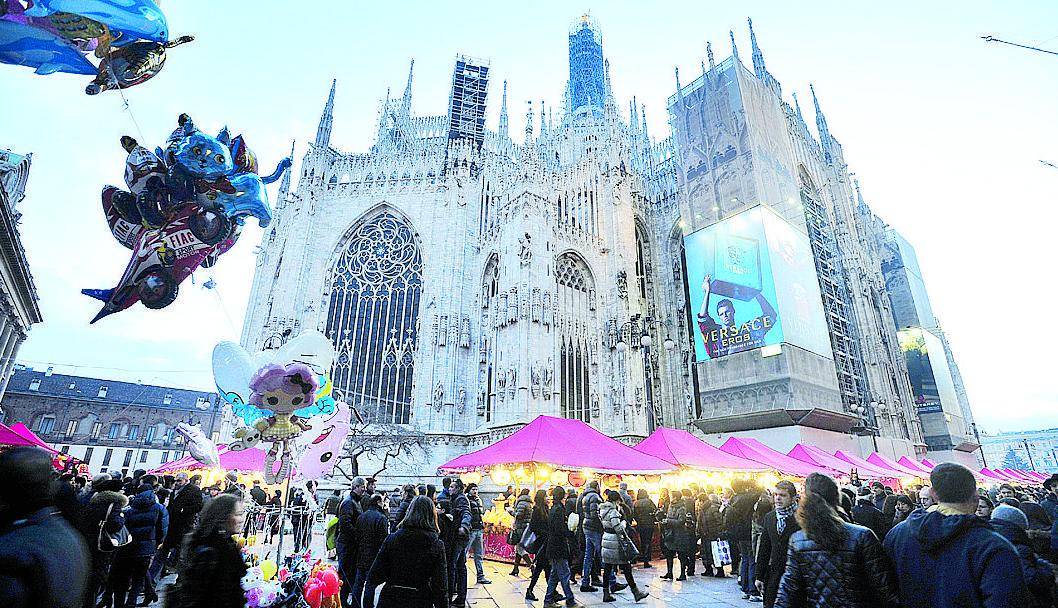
[78,476,128,608]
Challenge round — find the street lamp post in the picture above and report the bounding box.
[615,314,675,432]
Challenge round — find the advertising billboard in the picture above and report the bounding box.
[684,205,831,361]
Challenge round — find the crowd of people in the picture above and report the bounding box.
[5,442,1058,608]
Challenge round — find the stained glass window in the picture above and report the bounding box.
[326,210,423,424]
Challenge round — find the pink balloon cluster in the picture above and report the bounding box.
[303,566,341,608]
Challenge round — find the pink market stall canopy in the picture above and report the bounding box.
[897,456,933,475]
[1000,468,1040,483]
[719,437,834,478]
[920,458,938,469]
[787,444,898,480]
[152,443,292,477]
[0,422,40,448]
[980,468,1014,482]
[438,415,676,475]
[867,452,930,478]
[634,427,770,472]
[7,422,59,453]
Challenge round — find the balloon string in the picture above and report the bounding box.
[104,43,148,143]
[210,281,240,337]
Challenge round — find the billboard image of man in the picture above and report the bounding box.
[697,274,777,358]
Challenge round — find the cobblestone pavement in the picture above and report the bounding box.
[149,530,756,607]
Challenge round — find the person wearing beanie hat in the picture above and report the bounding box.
[222,470,244,500]
[991,504,1029,530]
[991,505,1055,607]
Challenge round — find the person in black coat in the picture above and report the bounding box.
[851,491,890,542]
[632,489,657,568]
[435,478,471,607]
[543,486,578,607]
[337,476,368,607]
[77,481,128,608]
[109,484,168,608]
[366,496,448,608]
[524,490,551,602]
[755,481,800,608]
[0,447,89,608]
[164,494,246,608]
[154,473,203,580]
[352,494,391,608]
[775,473,899,608]
[724,480,761,599]
[990,505,1056,608]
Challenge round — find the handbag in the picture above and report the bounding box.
[618,529,640,563]
[98,503,132,552]
[518,526,541,554]
[506,526,520,545]
[710,539,732,566]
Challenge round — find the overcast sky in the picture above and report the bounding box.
[1,1,1055,434]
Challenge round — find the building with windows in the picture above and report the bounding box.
[1,366,221,476]
[241,16,974,477]
[0,150,42,404]
[980,428,1058,474]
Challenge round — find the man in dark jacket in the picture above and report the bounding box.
[578,481,603,592]
[249,479,268,506]
[436,478,472,607]
[466,483,491,584]
[337,476,367,608]
[852,489,890,541]
[152,472,201,581]
[112,483,168,607]
[351,494,390,608]
[870,481,888,512]
[543,486,580,608]
[884,462,1028,608]
[0,447,89,608]
[724,480,760,600]
[990,505,1056,608]
[754,480,799,608]
[1040,475,1058,521]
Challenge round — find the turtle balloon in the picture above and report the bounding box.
[0,0,192,94]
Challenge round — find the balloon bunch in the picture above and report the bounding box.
[214,331,348,484]
[0,0,192,94]
[82,113,291,323]
[242,559,282,608]
[302,564,341,608]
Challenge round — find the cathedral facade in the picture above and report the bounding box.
[241,17,978,477]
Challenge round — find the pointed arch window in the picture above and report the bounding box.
[326,210,423,424]
[555,253,594,422]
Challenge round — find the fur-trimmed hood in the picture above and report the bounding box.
[90,490,128,510]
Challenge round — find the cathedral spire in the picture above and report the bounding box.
[640,102,650,146]
[539,99,548,138]
[498,80,509,140]
[603,58,617,118]
[792,91,806,125]
[810,83,834,161]
[730,30,739,62]
[674,66,684,107]
[401,59,415,115]
[630,96,639,133]
[315,79,336,147]
[524,100,534,144]
[277,140,294,202]
[748,17,767,80]
[706,41,716,71]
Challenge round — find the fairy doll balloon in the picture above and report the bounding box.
[229,362,319,483]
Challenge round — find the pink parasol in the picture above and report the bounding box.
[719,437,834,478]
[438,415,676,474]
[151,444,286,475]
[788,444,898,479]
[634,428,769,472]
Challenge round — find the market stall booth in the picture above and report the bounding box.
[787,443,902,484]
[719,436,836,478]
[0,422,86,473]
[438,415,676,562]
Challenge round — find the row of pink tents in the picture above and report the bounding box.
[437,416,1049,485]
